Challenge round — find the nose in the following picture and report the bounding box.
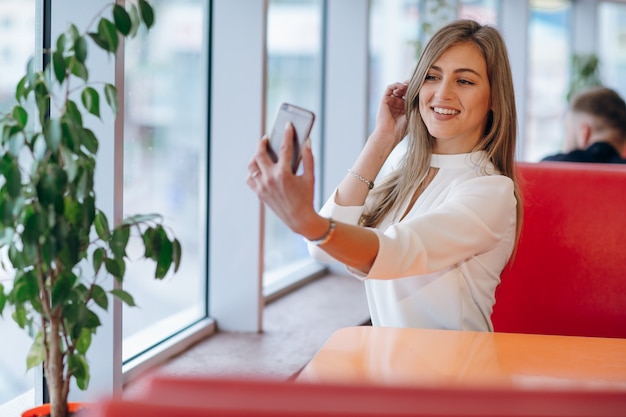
[434,78,455,100]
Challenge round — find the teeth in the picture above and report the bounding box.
[433,107,459,115]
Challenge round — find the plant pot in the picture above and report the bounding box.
[22,402,86,417]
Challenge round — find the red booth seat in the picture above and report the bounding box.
[492,162,626,338]
[86,376,626,417]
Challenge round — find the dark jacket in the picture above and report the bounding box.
[541,142,626,164]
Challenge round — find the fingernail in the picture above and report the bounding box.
[284,121,293,130]
[304,137,311,149]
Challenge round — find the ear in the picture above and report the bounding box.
[580,123,592,148]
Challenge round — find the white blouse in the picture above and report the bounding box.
[308,151,517,331]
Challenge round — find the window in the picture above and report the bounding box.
[263,0,324,295]
[0,0,38,415]
[524,0,572,161]
[122,0,210,362]
[599,1,626,99]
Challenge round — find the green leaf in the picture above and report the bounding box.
[34,81,50,125]
[23,211,45,245]
[113,4,132,36]
[83,194,96,226]
[110,225,130,259]
[68,353,90,390]
[87,32,110,52]
[41,234,58,266]
[76,328,92,355]
[26,57,36,86]
[104,258,125,282]
[52,50,66,84]
[11,271,40,304]
[56,33,66,53]
[85,308,101,329]
[141,227,156,260]
[51,271,77,309]
[81,87,100,118]
[96,18,119,53]
[155,227,173,279]
[103,258,119,276]
[12,304,28,328]
[172,238,182,273]
[0,283,6,315]
[43,118,62,151]
[57,228,80,269]
[26,332,45,370]
[61,119,80,152]
[71,60,89,81]
[128,4,141,37]
[36,164,68,207]
[122,213,161,225]
[81,128,99,154]
[91,284,108,311]
[1,156,21,199]
[11,105,28,128]
[75,163,94,203]
[104,84,118,115]
[74,36,88,63]
[69,24,80,42]
[65,99,84,127]
[93,247,106,275]
[15,75,29,101]
[110,288,136,307]
[138,0,155,29]
[94,210,111,241]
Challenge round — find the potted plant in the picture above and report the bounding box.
[0,1,181,416]
[567,53,602,100]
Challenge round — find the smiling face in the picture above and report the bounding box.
[418,42,492,154]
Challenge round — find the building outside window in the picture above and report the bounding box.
[263,0,324,294]
[524,0,572,161]
[0,0,38,415]
[122,0,209,362]
[598,1,626,100]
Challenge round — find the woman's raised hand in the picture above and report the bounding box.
[374,81,409,148]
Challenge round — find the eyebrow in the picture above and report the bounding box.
[430,65,483,78]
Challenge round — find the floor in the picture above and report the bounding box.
[124,272,370,397]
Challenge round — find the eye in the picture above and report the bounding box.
[458,79,475,86]
[424,74,438,81]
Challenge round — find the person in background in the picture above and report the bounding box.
[247,19,522,332]
[542,86,626,164]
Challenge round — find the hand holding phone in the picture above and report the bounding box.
[266,103,315,173]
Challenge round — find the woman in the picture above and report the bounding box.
[247,19,522,332]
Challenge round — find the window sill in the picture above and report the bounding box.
[124,271,369,397]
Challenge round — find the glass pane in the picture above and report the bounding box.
[524,0,572,161]
[0,0,37,413]
[599,2,626,100]
[122,0,208,361]
[264,0,323,289]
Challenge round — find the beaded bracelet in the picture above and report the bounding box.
[348,169,374,190]
[308,218,336,246]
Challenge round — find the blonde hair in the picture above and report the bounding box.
[361,19,522,243]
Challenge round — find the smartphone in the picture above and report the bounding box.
[267,102,316,173]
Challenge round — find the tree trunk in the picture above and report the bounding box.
[46,316,69,417]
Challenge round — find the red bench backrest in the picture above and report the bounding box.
[492,162,626,338]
